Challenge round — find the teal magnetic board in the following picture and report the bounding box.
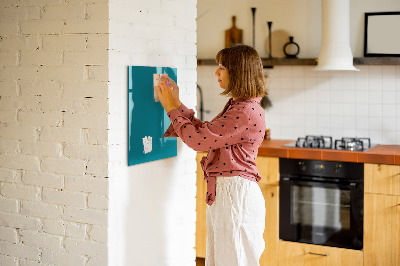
[128,66,177,166]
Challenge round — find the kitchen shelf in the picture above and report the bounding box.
[197,57,400,68]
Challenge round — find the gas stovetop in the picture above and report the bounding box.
[283,135,376,151]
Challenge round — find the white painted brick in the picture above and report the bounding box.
[0,196,18,213]
[20,21,62,35]
[0,168,16,183]
[64,113,107,129]
[22,171,63,189]
[86,3,108,20]
[18,80,62,97]
[0,66,38,81]
[37,66,85,82]
[0,212,42,230]
[41,248,86,266]
[0,109,17,124]
[0,138,19,154]
[63,20,108,34]
[20,230,62,251]
[42,35,86,51]
[43,219,66,236]
[64,144,108,161]
[0,51,18,66]
[39,127,81,144]
[0,153,39,171]
[41,158,86,176]
[35,96,86,113]
[0,254,17,266]
[83,129,108,146]
[82,98,109,114]
[0,226,18,243]
[0,6,40,21]
[64,51,108,66]
[18,111,62,127]
[86,255,107,266]
[86,160,108,177]
[0,241,40,261]
[0,36,42,52]
[87,65,108,82]
[63,207,107,226]
[65,175,108,194]
[63,81,108,98]
[65,238,107,257]
[20,141,62,157]
[16,0,64,6]
[88,225,107,243]
[20,51,62,66]
[65,222,86,239]
[0,183,41,201]
[21,200,63,219]
[19,259,42,266]
[88,194,108,210]
[43,188,86,208]
[0,22,18,36]
[86,34,108,51]
[42,4,85,20]
[175,42,197,56]
[186,55,197,69]
[0,125,37,141]
[176,16,196,30]
[0,81,17,96]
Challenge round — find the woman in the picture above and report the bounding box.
[155,45,267,266]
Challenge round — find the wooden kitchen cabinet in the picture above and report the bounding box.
[364,163,400,196]
[278,241,363,266]
[364,163,400,266]
[196,152,208,258]
[259,184,279,266]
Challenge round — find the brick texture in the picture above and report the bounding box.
[0,0,109,264]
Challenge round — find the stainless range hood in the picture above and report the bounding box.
[314,0,359,71]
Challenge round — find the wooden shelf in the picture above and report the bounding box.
[197,57,400,68]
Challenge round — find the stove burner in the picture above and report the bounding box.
[291,136,372,151]
[334,137,371,151]
[295,135,333,149]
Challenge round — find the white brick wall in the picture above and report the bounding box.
[108,0,198,265]
[0,1,109,265]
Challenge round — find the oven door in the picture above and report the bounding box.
[279,177,363,250]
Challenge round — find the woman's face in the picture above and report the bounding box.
[215,64,229,89]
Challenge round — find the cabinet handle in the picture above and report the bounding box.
[309,252,329,257]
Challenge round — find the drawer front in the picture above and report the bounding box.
[278,241,363,266]
[365,164,400,196]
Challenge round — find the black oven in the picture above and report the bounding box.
[279,158,364,250]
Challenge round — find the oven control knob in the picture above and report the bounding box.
[334,167,341,174]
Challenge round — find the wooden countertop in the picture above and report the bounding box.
[258,139,400,165]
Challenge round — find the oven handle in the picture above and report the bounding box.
[281,177,358,188]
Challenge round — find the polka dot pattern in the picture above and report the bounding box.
[163,97,266,206]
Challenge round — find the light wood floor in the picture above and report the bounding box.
[196,257,205,266]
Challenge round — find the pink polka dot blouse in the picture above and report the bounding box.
[163,97,266,206]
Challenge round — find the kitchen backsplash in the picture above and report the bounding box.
[197,65,400,145]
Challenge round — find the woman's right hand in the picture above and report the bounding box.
[163,76,181,109]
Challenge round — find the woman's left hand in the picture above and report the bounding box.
[155,79,177,113]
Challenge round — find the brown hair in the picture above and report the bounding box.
[215,45,267,99]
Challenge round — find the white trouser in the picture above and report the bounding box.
[205,176,266,266]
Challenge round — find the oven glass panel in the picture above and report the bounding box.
[291,185,351,230]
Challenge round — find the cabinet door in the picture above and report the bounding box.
[196,152,208,258]
[256,156,279,186]
[365,164,400,196]
[278,241,363,266]
[259,185,279,266]
[364,193,400,266]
